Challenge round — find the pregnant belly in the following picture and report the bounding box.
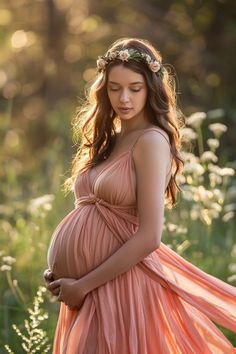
[47,205,121,279]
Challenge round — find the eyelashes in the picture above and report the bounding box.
[109,88,141,92]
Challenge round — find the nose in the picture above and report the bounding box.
[119,89,130,103]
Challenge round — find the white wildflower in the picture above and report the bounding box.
[209,172,222,187]
[176,226,188,234]
[181,151,200,164]
[208,208,220,219]
[180,127,197,140]
[208,163,222,174]
[167,223,178,232]
[229,263,236,273]
[1,265,11,271]
[227,274,236,283]
[186,175,193,184]
[208,123,227,138]
[219,167,235,177]
[28,194,54,215]
[186,111,207,128]
[190,206,201,220]
[207,138,219,151]
[231,244,236,258]
[212,188,224,204]
[211,202,222,213]
[197,190,213,204]
[182,188,194,201]
[2,256,16,265]
[200,151,218,163]
[201,209,212,225]
[194,186,213,203]
[223,211,235,222]
[183,162,204,175]
[176,240,191,254]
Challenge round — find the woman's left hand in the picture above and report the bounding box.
[48,278,88,310]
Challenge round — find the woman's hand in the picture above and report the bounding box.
[47,278,88,310]
[43,269,60,297]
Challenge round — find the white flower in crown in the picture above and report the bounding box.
[149,60,161,72]
[118,49,130,61]
[97,58,107,70]
[110,51,117,59]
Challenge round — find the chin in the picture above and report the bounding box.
[119,112,140,120]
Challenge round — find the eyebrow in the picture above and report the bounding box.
[108,81,144,85]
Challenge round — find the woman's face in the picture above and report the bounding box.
[107,65,148,121]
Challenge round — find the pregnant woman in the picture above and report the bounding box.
[44,37,236,353]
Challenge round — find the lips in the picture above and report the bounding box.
[118,107,132,114]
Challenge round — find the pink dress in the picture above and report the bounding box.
[47,128,236,353]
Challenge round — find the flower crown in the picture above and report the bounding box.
[96,48,164,79]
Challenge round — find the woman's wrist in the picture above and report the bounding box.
[75,276,91,296]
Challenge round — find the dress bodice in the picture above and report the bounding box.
[73,127,171,209]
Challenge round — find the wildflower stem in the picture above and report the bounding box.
[14,283,27,305]
[205,224,212,252]
[6,271,27,309]
[196,126,204,157]
[6,271,19,302]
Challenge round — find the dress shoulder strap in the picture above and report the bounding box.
[131,127,171,152]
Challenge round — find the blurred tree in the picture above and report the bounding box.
[0,0,236,196]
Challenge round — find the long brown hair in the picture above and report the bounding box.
[64,37,185,209]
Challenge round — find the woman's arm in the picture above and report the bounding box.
[48,131,172,304]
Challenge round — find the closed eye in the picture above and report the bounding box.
[109,88,141,92]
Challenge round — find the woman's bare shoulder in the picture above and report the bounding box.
[143,125,170,143]
[133,125,170,151]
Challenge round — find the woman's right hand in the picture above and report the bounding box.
[43,268,60,296]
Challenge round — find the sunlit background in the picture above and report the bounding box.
[1,0,236,352]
